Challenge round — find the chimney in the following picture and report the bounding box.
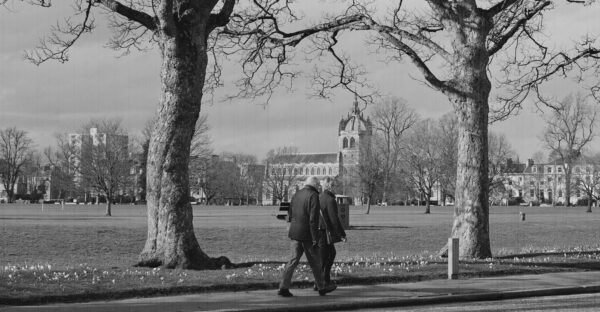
[526,159,534,167]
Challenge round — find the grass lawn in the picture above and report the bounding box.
[1,203,600,304]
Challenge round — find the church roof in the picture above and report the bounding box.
[270,153,338,164]
[339,99,372,134]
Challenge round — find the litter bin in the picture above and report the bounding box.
[335,195,351,230]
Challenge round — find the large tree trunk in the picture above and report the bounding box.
[447,9,492,259]
[450,96,492,259]
[137,14,230,270]
[424,193,431,214]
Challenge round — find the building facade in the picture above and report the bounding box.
[502,158,599,205]
[262,100,372,205]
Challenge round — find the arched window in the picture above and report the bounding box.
[305,168,309,175]
[343,137,348,148]
[311,168,315,175]
[329,167,332,175]
[317,168,321,175]
[350,137,356,148]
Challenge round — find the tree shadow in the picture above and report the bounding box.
[350,225,410,230]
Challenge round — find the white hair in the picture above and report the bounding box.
[304,176,319,187]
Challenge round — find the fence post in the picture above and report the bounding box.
[448,237,459,280]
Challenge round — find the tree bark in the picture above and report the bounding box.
[587,201,592,213]
[565,169,572,206]
[425,194,430,214]
[137,13,231,270]
[105,198,112,216]
[447,9,493,259]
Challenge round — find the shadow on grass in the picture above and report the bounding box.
[495,250,600,260]
[350,225,410,230]
[4,254,600,306]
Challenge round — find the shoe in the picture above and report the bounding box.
[277,289,293,297]
[318,284,337,296]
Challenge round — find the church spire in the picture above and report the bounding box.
[353,94,360,116]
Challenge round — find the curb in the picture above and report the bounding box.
[233,285,600,312]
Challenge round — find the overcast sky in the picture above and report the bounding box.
[1,1,599,162]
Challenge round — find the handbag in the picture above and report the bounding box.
[319,209,333,245]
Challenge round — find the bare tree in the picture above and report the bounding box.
[542,93,598,206]
[401,119,445,214]
[5,0,237,269]
[44,133,81,201]
[0,127,34,203]
[8,0,599,263]
[356,143,382,215]
[263,146,304,205]
[371,97,417,204]
[72,119,131,216]
[488,131,517,205]
[573,154,600,213]
[438,112,459,205]
[226,153,261,205]
[189,114,214,203]
[222,0,600,258]
[531,151,546,164]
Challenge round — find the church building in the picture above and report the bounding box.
[262,100,372,205]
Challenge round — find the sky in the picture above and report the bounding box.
[1,1,599,162]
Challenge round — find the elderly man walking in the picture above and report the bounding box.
[278,176,337,297]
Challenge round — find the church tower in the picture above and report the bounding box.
[337,97,372,200]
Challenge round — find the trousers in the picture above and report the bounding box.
[320,243,336,284]
[279,240,326,290]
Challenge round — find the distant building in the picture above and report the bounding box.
[68,127,129,202]
[262,99,373,205]
[501,158,599,205]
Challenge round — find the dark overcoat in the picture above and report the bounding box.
[319,190,347,243]
[288,185,320,242]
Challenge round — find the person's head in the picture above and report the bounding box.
[304,176,320,189]
[322,177,334,191]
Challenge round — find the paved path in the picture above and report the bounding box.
[3,271,600,312]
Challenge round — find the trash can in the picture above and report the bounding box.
[335,195,351,230]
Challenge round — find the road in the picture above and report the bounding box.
[357,293,600,312]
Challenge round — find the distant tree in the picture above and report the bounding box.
[187,114,213,203]
[531,151,546,164]
[264,146,304,205]
[357,143,382,214]
[0,127,34,203]
[573,154,600,213]
[437,112,459,205]
[44,133,82,200]
[542,93,598,206]
[488,132,517,205]
[401,119,445,214]
[225,153,261,205]
[75,119,131,216]
[371,97,417,204]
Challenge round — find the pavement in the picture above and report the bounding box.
[3,271,600,312]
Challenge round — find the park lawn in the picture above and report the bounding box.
[1,204,600,304]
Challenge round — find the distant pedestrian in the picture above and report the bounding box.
[278,176,337,297]
[317,177,347,288]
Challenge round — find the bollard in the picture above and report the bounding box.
[448,238,459,280]
[519,212,526,221]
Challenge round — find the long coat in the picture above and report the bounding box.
[288,185,320,242]
[319,190,347,244]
